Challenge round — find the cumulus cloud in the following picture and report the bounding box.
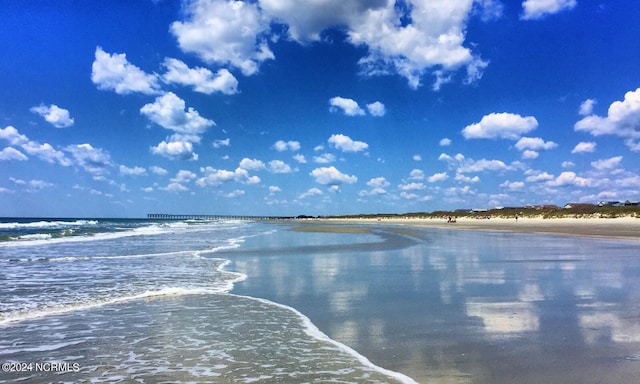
[91,47,160,95]
[428,172,449,183]
[65,143,112,175]
[521,0,577,20]
[366,101,386,117]
[0,147,27,161]
[440,152,514,174]
[574,88,640,151]
[140,92,215,140]
[500,180,525,190]
[30,104,74,128]
[197,166,261,187]
[239,158,266,171]
[0,126,29,146]
[328,134,368,152]
[170,0,274,76]
[313,153,336,164]
[579,98,597,116]
[150,166,168,175]
[398,182,425,191]
[521,150,539,159]
[171,170,197,183]
[525,171,554,182]
[571,141,596,153]
[410,169,424,180]
[151,141,198,161]
[310,166,357,186]
[546,171,592,187]
[273,140,301,152]
[119,165,147,176]
[591,156,623,170]
[299,187,323,199]
[172,0,489,89]
[22,141,71,166]
[329,97,365,116]
[462,112,538,139]
[162,58,239,95]
[439,138,452,146]
[515,137,558,151]
[367,177,390,188]
[213,138,231,148]
[268,160,293,173]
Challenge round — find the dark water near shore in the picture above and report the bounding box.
[1,218,640,383]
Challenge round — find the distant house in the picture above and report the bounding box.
[625,200,640,206]
[597,201,623,207]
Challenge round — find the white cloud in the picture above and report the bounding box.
[91,47,160,95]
[428,172,449,183]
[161,182,190,193]
[119,165,147,176]
[0,126,29,146]
[591,156,623,170]
[500,180,525,190]
[151,141,198,161]
[328,134,369,152]
[329,97,365,116]
[525,172,554,182]
[30,104,74,128]
[462,112,538,139]
[579,98,597,116]
[269,186,282,193]
[521,150,539,159]
[293,154,307,164]
[546,171,592,187]
[409,169,424,180]
[313,153,336,164]
[571,141,596,153]
[455,173,480,183]
[171,170,197,183]
[140,92,215,140]
[65,143,112,175]
[299,187,323,199]
[170,0,274,76]
[399,182,425,191]
[222,189,245,198]
[367,177,390,188]
[197,166,261,187]
[268,160,293,174]
[412,154,422,161]
[150,166,168,175]
[561,161,575,168]
[239,158,266,171]
[473,0,505,21]
[439,138,452,146]
[574,88,640,151]
[162,58,239,95]
[521,0,577,20]
[0,147,27,161]
[22,142,71,166]
[213,138,231,148]
[366,101,386,117]
[514,137,558,151]
[273,140,301,152]
[310,166,357,186]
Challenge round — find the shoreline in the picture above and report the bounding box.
[293,216,640,241]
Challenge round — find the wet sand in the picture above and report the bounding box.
[295,216,640,240]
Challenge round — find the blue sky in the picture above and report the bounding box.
[2,0,640,217]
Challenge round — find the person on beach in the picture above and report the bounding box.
[515,213,518,222]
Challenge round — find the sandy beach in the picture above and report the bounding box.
[297,216,640,240]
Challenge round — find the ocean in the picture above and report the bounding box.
[1,218,640,383]
[0,218,416,383]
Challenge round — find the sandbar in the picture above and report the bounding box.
[294,216,640,240]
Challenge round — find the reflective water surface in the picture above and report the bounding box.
[228,225,640,383]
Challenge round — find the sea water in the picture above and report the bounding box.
[0,218,417,383]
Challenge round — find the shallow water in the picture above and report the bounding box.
[228,225,640,383]
[2,219,640,383]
